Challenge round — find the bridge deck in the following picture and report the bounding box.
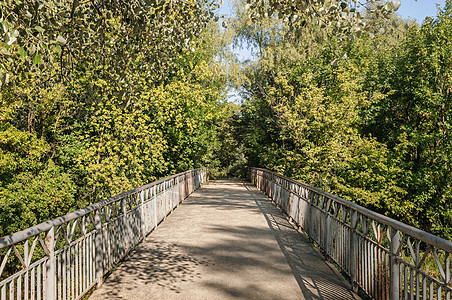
[89,180,360,300]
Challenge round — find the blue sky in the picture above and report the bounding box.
[219,0,447,62]
[219,0,446,22]
[397,0,445,23]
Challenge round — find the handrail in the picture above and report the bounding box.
[251,168,452,253]
[0,169,201,249]
[0,168,206,299]
[250,167,451,300]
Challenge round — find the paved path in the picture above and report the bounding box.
[90,180,360,300]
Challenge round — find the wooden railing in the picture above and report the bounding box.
[0,168,206,300]
[250,167,452,300]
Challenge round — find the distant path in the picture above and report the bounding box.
[89,180,360,300]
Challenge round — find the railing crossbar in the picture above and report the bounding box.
[0,168,206,300]
[250,167,452,300]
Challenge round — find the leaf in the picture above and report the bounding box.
[35,25,45,33]
[19,46,26,57]
[32,53,41,65]
[0,47,12,56]
[54,44,62,54]
[391,1,401,11]
[56,35,67,46]
[7,36,16,46]
[1,20,10,32]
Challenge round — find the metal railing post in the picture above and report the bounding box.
[94,209,103,287]
[122,198,130,252]
[446,253,450,300]
[153,186,158,228]
[390,228,400,300]
[140,190,146,238]
[44,226,56,300]
[349,210,358,292]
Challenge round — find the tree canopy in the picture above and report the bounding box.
[0,0,451,242]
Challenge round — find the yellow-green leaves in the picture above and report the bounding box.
[32,53,41,65]
[34,26,45,33]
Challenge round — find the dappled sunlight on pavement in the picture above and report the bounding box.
[89,180,360,300]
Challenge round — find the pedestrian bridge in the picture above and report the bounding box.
[0,168,451,300]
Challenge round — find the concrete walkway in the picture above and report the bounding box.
[89,180,360,300]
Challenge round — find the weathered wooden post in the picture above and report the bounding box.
[94,209,103,287]
[390,228,400,300]
[45,226,56,300]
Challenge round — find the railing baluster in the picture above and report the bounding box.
[350,210,358,291]
[9,278,14,300]
[63,249,67,300]
[94,209,103,288]
[446,253,450,300]
[25,269,29,300]
[249,168,452,300]
[391,228,401,300]
[17,274,22,300]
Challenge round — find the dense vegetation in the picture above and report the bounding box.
[0,0,234,237]
[0,0,451,241]
[233,0,452,239]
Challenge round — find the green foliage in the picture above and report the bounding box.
[361,1,452,238]
[0,161,76,237]
[2,0,452,244]
[0,1,231,237]
[0,0,217,86]
[234,0,452,239]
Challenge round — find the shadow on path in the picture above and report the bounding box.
[243,182,359,299]
[89,180,360,300]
